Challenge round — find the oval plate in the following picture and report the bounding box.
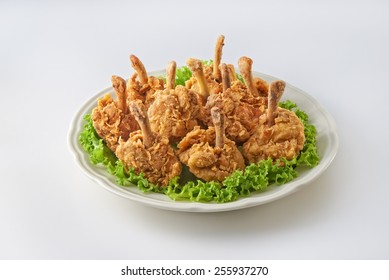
[68,71,338,212]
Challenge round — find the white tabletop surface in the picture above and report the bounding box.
[1,0,388,260]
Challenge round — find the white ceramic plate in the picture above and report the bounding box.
[68,71,338,212]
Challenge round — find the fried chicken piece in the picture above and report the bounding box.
[147,61,202,143]
[115,101,182,187]
[126,54,164,107]
[204,63,263,144]
[242,81,305,163]
[177,107,245,182]
[185,35,225,95]
[253,76,269,97]
[91,76,139,151]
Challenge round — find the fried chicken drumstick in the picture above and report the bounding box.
[177,107,245,182]
[115,101,182,186]
[242,81,305,163]
[91,75,139,151]
[147,61,202,143]
[204,62,263,143]
[187,55,270,144]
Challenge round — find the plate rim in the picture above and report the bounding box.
[68,70,339,212]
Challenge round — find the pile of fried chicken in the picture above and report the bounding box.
[91,35,305,187]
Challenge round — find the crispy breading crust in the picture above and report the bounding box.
[243,108,305,163]
[116,132,182,186]
[177,126,245,182]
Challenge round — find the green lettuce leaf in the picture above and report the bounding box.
[175,66,192,86]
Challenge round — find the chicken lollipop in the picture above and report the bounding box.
[177,107,245,182]
[126,54,164,107]
[115,100,182,187]
[91,76,139,151]
[202,62,262,144]
[185,35,225,95]
[147,61,202,143]
[242,81,305,163]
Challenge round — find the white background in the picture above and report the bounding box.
[1,0,388,260]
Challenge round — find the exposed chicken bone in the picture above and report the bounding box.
[166,61,176,91]
[186,58,210,104]
[238,56,259,97]
[111,75,128,114]
[213,35,225,82]
[130,54,148,85]
[221,63,231,92]
[211,107,225,148]
[129,101,155,148]
[267,80,286,126]
[227,64,237,82]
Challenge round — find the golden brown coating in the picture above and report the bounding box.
[205,88,261,143]
[116,131,182,186]
[115,101,182,187]
[242,108,305,162]
[148,86,202,143]
[177,108,245,182]
[147,61,202,143]
[91,76,139,151]
[203,63,265,144]
[242,81,305,163]
[253,77,269,97]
